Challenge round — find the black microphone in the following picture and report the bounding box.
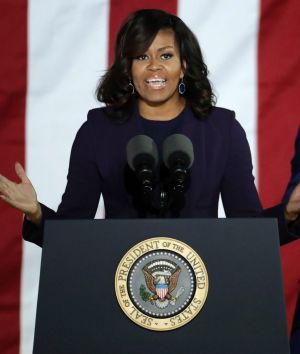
[126,135,158,196]
[162,134,194,193]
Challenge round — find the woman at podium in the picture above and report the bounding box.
[0,9,299,247]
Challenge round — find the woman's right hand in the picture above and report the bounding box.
[0,162,42,225]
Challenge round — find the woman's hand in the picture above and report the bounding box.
[0,162,42,224]
[285,182,300,222]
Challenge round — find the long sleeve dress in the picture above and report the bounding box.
[23,104,294,247]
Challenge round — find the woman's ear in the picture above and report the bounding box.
[180,60,187,78]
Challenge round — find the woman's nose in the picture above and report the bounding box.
[147,57,161,71]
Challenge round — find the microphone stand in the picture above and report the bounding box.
[159,188,168,217]
[158,161,189,217]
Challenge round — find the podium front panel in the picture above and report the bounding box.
[34,219,290,354]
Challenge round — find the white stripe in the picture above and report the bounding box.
[20,1,109,353]
[178,0,260,216]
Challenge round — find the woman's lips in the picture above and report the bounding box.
[145,78,167,89]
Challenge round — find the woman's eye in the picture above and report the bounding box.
[136,54,148,61]
[161,53,173,60]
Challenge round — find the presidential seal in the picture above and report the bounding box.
[115,237,208,331]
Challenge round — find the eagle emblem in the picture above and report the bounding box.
[140,259,185,309]
[116,238,208,331]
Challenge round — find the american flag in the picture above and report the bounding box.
[0,0,300,353]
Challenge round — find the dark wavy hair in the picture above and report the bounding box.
[96,9,215,122]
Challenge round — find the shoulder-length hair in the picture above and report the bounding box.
[96,9,215,122]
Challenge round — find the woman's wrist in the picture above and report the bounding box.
[25,202,42,225]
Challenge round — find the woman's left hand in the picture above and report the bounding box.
[285,182,300,222]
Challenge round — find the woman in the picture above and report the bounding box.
[0,9,299,247]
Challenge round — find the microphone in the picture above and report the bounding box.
[126,135,158,196]
[162,134,194,193]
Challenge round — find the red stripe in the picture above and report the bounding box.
[258,0,300,207]
[108,0,178,65]
[0,1,27,353]
[258,0,300,334]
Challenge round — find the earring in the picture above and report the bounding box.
[128,80,135,95]
[178,78,186,95]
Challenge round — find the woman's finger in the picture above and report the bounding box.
[289,182,300,202]
[15,161,30,183]
[0,194,23,211]
[0,174,13,191]
[0,194,9,202]
[285,182,300,221]
[0,176,5,193]
[0,178,18,199]
[0,194,14,207]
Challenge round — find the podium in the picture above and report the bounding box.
[33,218,290,354]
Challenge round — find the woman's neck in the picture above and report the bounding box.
[138,97,186,121]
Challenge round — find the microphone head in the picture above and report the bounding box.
[126,135,159,171]
[162,134,194,169]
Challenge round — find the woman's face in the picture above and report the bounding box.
[131,29,184,110]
